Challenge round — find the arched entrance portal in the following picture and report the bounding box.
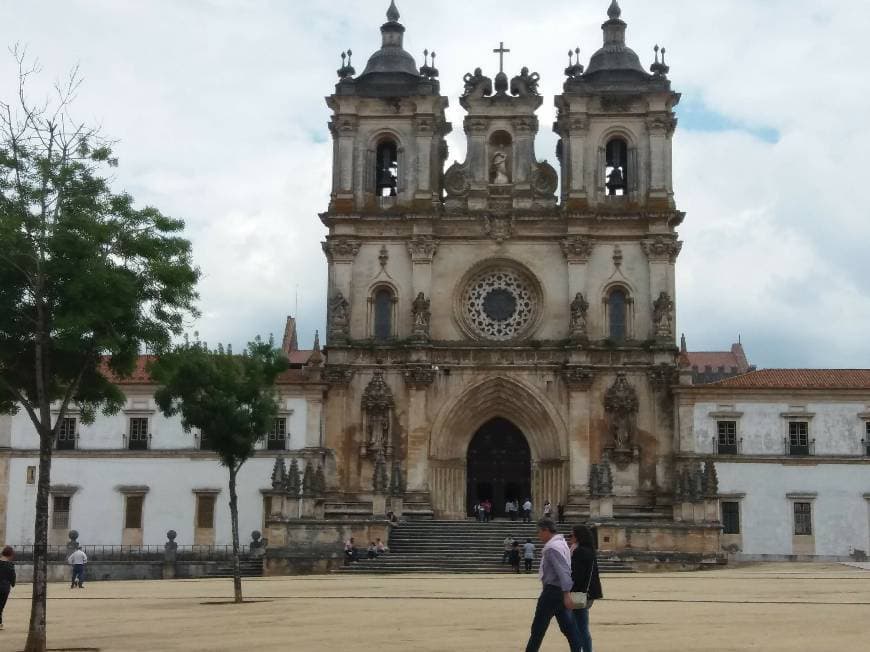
[466,418,531,518]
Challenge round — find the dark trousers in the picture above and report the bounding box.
[71,564,85,587]
[525,558,533,572]
[525,584,582,652]
[510,511,517,521]
[0,582,10,624]
[523,509,531,523]
[575,607,592,652]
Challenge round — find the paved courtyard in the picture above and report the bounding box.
[1,563,868,651]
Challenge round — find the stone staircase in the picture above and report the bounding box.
[203,557,264,578]
[337,520,634,574]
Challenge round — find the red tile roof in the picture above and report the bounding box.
[287,350,314,365]
[686,352,743,372]
[706,369,870,390]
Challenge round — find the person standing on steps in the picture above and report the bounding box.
[524,518,582,652]
[543,500,553,519]
[502,535,514,564]
[67,546,88,589]
[570,525,603,652]
[557,503,566,524]
[509,541,522,574]
[0,546,15,631]
[523,538,535,573]
[523,498,533,523]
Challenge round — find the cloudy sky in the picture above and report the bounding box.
[2,0,868,368]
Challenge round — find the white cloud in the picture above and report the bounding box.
[2,0,868,367]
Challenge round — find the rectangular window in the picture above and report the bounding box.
[793,502,812,536]
[865,422,870,456]
[26,466,36,484]
[128,417,149,450]
[124,495,144,530]
[717,421,738,455]
[721,501,740,535]
[788,422,810,456]
[267,418,288,451]
[52,495,71,530]
[56,417,77,451]
[196,494,216,529]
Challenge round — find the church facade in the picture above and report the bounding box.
[321,0,684,526]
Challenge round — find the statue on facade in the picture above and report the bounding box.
[604,373,639,451]
[491,151,510,185]
[569,292,589,340]
[249,530,268,557]
[361,370,395,457]
[411,292,431,341]
[606,165,625,196]
[653,291,674,338]
[328,291,350,341]
[510,66,541,97]
[462,67,493,98]
[164,530,178,563]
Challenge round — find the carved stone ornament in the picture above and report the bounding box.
[444,162,470,197]
[648,364,676,393]
[322,238,361,262]
[646,114,678,136]
[411,292,431,341]
[328,291,350,343]
[407,236,438,262]
[510,67,541,97]
[600,94,641,113]
[569,293,590,341]
[403,364,436,388]
[531,161,559,196]
[604,373,639,459]
[462,67,493,98]
[641,236,683,263]
[389,461,406,497]
[361,370,395,458]
[561,365,594,390]
[372,451,389,494]
[378,245,389,269]
[612,245,624,268]
[703,459,719,498]
[589,462,614,497]
[561,236,595,263]
[483,215,513,244]
[322,364,354,386]
[652,291,674,338]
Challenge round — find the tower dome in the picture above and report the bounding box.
[585,1,648,79]
[359,1,420,79]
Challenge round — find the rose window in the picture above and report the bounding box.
[462,268,539,340]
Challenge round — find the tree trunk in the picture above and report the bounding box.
[228,466,243,604]
[24,429,53,652]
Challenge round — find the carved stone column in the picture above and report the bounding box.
[562,366,594,493]
[403,364,436,493]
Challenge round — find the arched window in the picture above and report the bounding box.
[373,288,394,341]
[376,140,398,197]
[608,289,627,340]
[605,137,628,196]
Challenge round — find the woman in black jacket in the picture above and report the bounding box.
[0,545,16,631]
[570,525,603,652]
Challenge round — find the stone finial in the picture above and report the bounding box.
[607,0,622,20]
[650,44,670,78]
[373,451,389,493]
[389,461,405,497]
[599,461,614,496]
[67,530,80,552]
[386,0,400,22]
[688,463,704,502]
[271,456,287,489]
[589,464,602,497]
[285,458,302,497]
[703,459,719,497]
[302,462,315,496]
[673,470,685,501]
[314,464,327,496]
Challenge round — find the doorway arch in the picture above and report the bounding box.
[466,418,531,517]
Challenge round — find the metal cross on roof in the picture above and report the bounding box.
[493,41,510,73]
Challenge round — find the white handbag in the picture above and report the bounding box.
[569,557,596,609]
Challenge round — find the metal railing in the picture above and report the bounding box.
[10,544,251,563]
[784,437,815,457]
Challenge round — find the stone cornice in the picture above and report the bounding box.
[321,238,361,262]
[676,452,870,465]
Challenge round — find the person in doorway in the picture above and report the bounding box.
[475,502,484,522]
[510,500,519,521]
[557,503,566,524]
[502,535,514,564]
[523,498,533,523]
[543,501,553,519]
[0,546,15,631]
[523,538,535,573]
[483,500,492,523]
[67,546,88,589]
[509,541,522,574]
[505,499,513,521]
[570,525,603,652]
[524,518,581,652]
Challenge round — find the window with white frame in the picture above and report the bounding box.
[717,421,738,454]
[267,417,288,451]
[788,421,810,456]
[56,417,77,451]
[128,417,149,450]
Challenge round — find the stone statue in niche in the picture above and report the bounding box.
[569,292,589,340]
[653,291,674,338]
[604,372,639,454]
[411,292,431,341]
[491,151,510,185]
[361,370,395,458]
[510,67,541,97]
[462,67,493,98]
[328,291,350,341]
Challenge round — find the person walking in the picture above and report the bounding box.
[483,499,492,523]
[522,498,533,523]
[0,546,15,631]
[509,541,522,574]
[510,500,519,522]
[570,525,603,652]
[502,535,514,564]
[524,518,582,652]
[557,503,566,524]
[67,546,88,589]
[543,500,553,519]
[523,538,535,573]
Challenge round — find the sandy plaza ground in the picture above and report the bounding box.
[1,563,868,651]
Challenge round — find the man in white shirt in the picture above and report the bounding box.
[523,499,533,523]
[67,548,87,589]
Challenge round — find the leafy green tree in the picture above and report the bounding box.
[0,48,199,652]
[151,336,289,603]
